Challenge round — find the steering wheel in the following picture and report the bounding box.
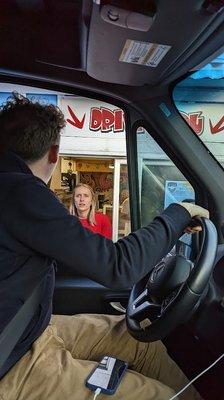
[126,218,217,342]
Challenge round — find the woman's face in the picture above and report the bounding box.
[74,186,92,215]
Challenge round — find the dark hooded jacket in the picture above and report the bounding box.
[0,150,191,378]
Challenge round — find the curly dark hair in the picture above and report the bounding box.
[0,93,66,162]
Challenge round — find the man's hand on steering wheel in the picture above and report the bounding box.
[180,202,209,234]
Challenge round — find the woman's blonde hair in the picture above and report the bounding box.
[70,183,97,226]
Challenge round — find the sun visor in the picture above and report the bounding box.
[87,1,159,86]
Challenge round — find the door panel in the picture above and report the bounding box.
[53,275,130,315]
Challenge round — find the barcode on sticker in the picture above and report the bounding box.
[119,40,171,68]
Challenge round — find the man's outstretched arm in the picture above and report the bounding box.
[4,178,201,289]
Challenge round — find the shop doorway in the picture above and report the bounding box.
[50,156,131,241]
[112,159,131,241]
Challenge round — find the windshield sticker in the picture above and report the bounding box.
[164,181,195,209]
[119,39,171,67]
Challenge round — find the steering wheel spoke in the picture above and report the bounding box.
[129,289,161,321]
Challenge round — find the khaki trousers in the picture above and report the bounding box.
[0,314,201,400]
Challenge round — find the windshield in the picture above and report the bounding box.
[173,51,224,166]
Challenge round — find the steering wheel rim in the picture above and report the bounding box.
[126,218,217,342]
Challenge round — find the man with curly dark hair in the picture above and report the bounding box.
[0,93,65,164]
[0,94,205,400]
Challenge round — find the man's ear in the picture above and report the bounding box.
[48,144,59,164]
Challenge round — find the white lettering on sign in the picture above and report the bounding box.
[63,98,125,135]
[180,108,224,137]
[89,108,124,133]
[60,97,126,157]
[181,111,205,136]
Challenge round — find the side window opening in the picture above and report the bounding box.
[0,84,131,241]
[136,127,195,226]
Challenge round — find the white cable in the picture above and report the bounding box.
[168,352,224,400]
[93,387,101,399]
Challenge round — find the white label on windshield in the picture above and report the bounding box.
[119,39,171,67]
